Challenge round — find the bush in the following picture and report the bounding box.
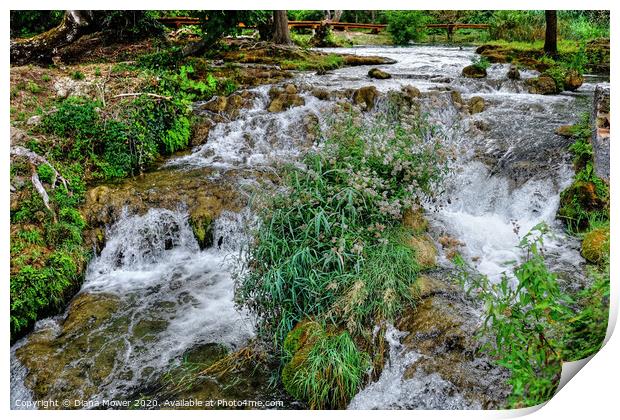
[238,103,447,349]
[471,56,491,71]
[10,10,64,38]
[385,11,428,45]
[456,222,610,408]
[456,224,569,408]
[488,10,545,42]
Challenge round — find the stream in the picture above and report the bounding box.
[11,45,601,409]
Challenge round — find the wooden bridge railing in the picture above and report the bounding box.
[158,17,489,38]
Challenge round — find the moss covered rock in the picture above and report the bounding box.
[526,75,559,95]
[406,234,437,269]
[368,68,391,79]
[267,92,305,113]
[581,226,610,264]
[564,70,584,92]
[402,207,429,234]
[558,180,608,232]
[468,96,485,114]
[283,319,322,356]
[352,86,378,111]
[462,65,487,78]
[189,210,213,250]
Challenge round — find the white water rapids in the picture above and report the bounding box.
[11,45,598,409]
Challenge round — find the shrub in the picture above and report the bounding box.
[385,11,428,45]
[238,104,447,349]
[456,222,610,408]
[456,224,570,408]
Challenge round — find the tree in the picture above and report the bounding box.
[11,11,96,65]
[544,10,558,57]
[272,10,292,45]
[10,10,162,65]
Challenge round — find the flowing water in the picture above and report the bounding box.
[11,45,599,409]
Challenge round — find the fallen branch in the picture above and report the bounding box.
[11,146,69,191]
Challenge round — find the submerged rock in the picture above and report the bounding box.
[15,293,123,405]
[468,96,485,114]
[507,64,520,80]
[462,65,487,79]
[368,68,392,80]
[352,86,378,111]
[396,277,511,409]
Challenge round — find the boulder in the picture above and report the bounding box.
[564,70,584,91]
[201,96,227,113]
[468,96,485,114]
[368,68,392,80]
[462,65,487,79]
[311,87,330,100]
[402,85,421,98]
[352,86,378,111]
[526,75,559,95]
[284,83,298,94]
[267,93,305,113]
[507,64,520,80]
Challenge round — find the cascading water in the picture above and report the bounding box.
[11,208,255,406]
[11,45,601,409]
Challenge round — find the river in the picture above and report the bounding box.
[11,45,601,409]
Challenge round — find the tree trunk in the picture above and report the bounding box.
[544,10,558,57]
[10,10,95,65]
[272,11,292,45]
[332,11,343,23]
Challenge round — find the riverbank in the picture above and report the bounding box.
[9,37,396,341]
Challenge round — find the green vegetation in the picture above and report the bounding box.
[455,223,609,408]
[385,11,428,45]
[455,108,610,408]
[558,114,609,232]
[10,161,88,338]
[10,48,235,340]
[238,103,447,407]
[470,55,491,71]
[281,321,369,409]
